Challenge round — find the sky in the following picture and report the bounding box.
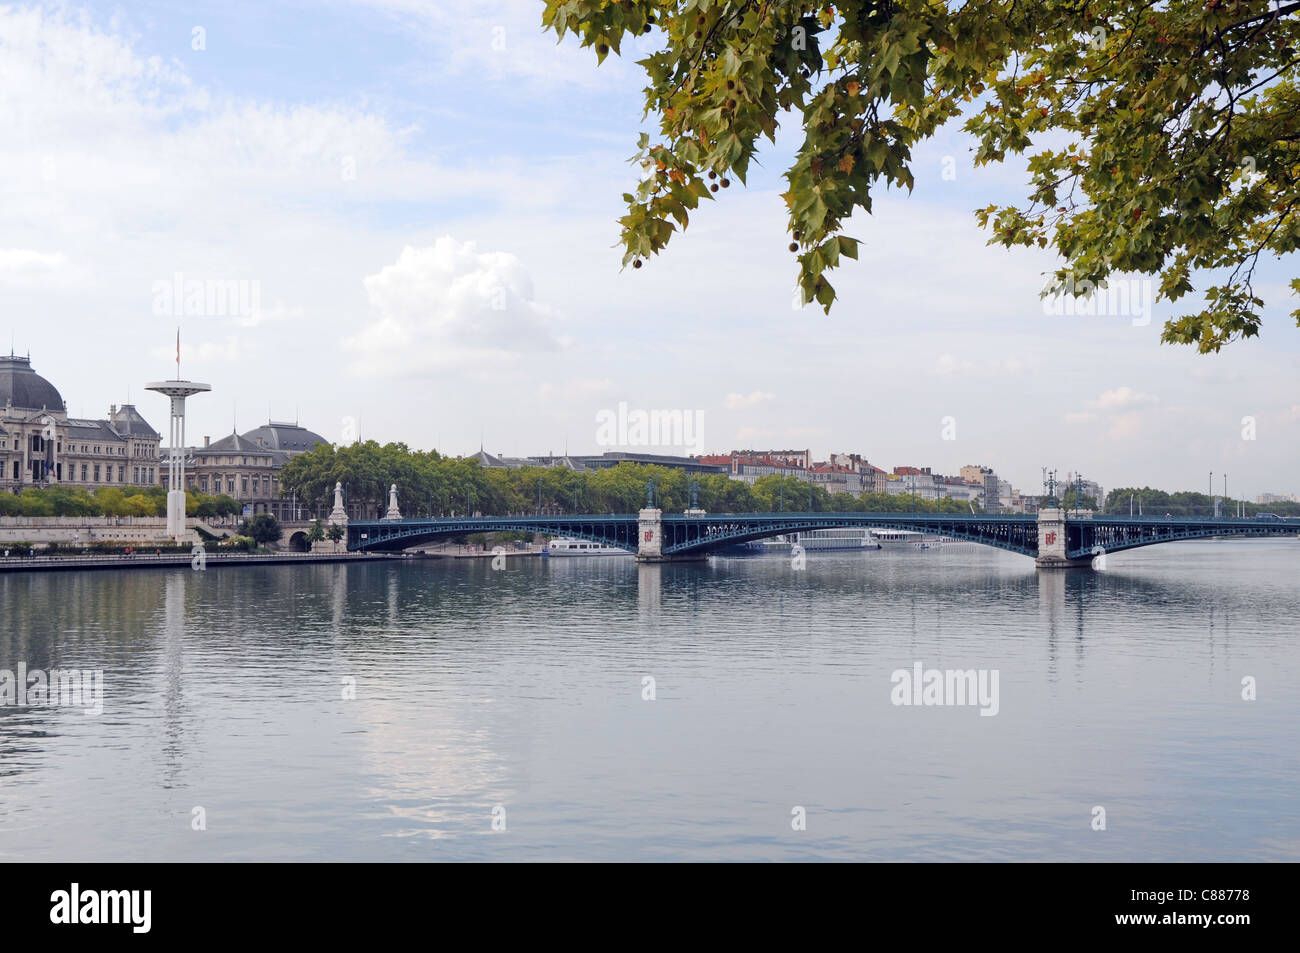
[2,0,1298,500]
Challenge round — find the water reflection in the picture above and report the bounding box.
[159,572,187,790]
[0,538,1296,861]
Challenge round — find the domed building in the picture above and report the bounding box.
[242,421,328,456]
[1,354,162,493]
[177,420,328,520]
[0,353,65,412]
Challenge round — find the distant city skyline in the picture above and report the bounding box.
[2,3,1296,500]
[5,344,1291,504]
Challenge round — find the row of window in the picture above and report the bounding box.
[182,474,276,496]
[196,455,273,467]
[22,434,146,456]
[5,460,156,484]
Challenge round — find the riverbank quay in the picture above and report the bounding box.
[0,551,412,574]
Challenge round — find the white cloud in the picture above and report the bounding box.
[1090,387,1159,410]
[724,390,773,410]
[350,0,630,89]
[344,238,560,376]
[236,301,303,329]
[930,352,1038,377]
[1107,412,1146,441]
[932,353,974,375]
[0,248,66,285]
[150,336,246,365]
[538,378,615,401]
[733,426,775,443]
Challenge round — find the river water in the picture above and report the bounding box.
[1,539,1297,861]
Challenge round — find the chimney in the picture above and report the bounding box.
[109,404,116,417]
[204,436,210,448]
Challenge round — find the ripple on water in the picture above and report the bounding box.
[0,538,1297,860]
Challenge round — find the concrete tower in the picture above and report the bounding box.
[146,378,211,540]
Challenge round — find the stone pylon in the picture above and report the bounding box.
[327,481,348,527]
[384,483,402,520]
[1034,507,1090,569]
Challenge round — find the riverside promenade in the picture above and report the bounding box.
[0,551,406,574]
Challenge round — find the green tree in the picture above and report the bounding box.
[1059,491,1099,511]
[306,519,326,548]
[326,522,345,551]
[93,487,131,517]
[123,493,156,516]
[543,0,1300,351]
[239,513,283,546]
[18,493,54,516]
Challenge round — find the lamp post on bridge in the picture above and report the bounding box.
[1034,468,1090,569]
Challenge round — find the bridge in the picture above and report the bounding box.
[345,505,1297,569]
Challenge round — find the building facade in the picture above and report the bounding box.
[161,421,328,520]
[1,355,161,493]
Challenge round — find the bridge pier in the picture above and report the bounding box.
[1034,555,1093,569]
[636,507,706,563]
[1035,506,1091,569]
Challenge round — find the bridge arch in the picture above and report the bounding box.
[349,516,639,553]
[1067,518,1296,559]
[659,513,1040,557]
[346,513,1297,564]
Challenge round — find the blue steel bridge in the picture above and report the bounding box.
[347,511,1297,566]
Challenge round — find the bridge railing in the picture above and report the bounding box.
[350,511,1039,523]
[662,511,1037,522]
[1085,515,1299,524]
[349,512,1298,524]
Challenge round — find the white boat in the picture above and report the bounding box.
[544,537,632,557]
[870,529,947,550]
[791,528,881,551]
[718,535,793,555]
